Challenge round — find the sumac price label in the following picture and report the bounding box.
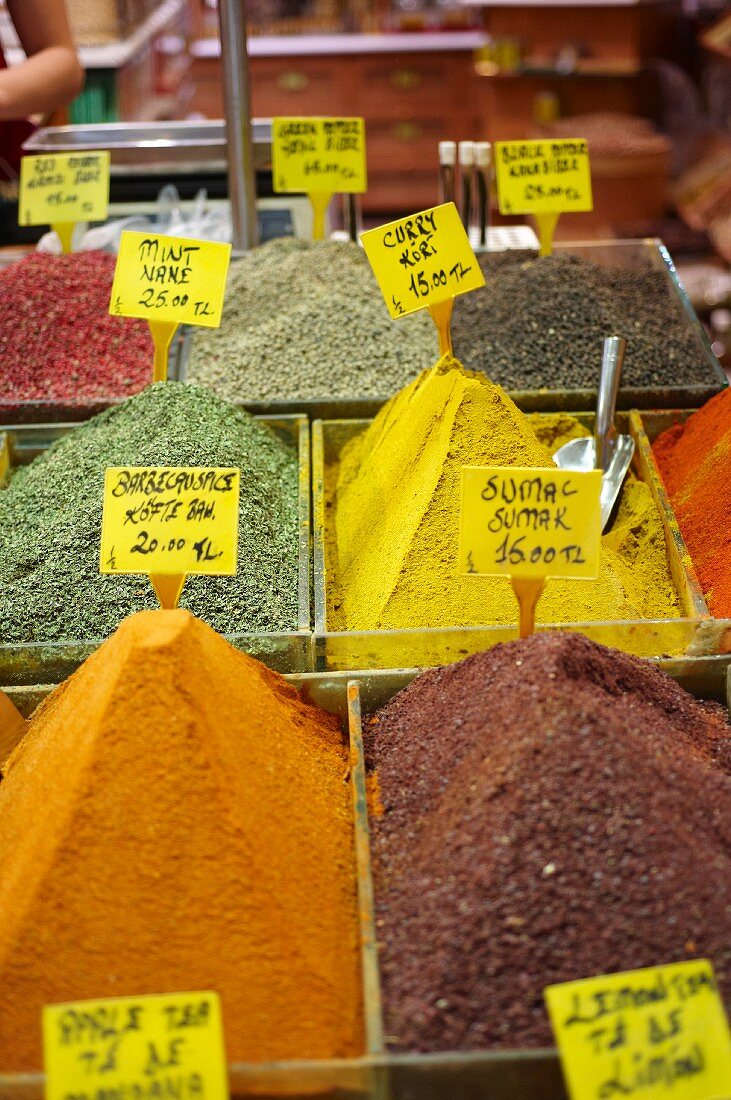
[545,960,731,1100]
[100,467,240,577]
[360,202,484,319]
[495,139,592,216]
[43,991,227,1100]
[458,466,601,580]
[110,231,231,328]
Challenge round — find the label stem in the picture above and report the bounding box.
[149,320,178,383]
[428,296,455,357]
[510,575,546,638]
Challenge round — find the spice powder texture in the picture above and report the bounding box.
[0,609,363,1071]
[328,357,681,631]
[366,632,731,1052]
[653,389,731,617]
[0,382,299,642]
[186,237,436,402]
[0,251,153,413]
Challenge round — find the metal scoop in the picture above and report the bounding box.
[553,336,634,531]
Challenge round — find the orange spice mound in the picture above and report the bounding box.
[0,610,363,1071]
[653,389,731,617]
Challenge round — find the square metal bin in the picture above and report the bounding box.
[3,659,729,1100]
[312,411,719,672]
[0,415,313,683]
[175,239,725,416]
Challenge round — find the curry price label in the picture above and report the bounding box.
[19,151,110,226]
[272,117,367,194]
[458,466,601,580]
[100,467,240,577]
[360,202,484,319]
[110,231,231,328]
[43,991,228,1100]
[545,959,731,1100]
[495,139,593,216]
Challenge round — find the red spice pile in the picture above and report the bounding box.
[366,633,731,1052]
[653,389,731,617]
[0,251,153,415]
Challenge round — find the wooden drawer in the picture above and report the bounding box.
[367,117,465,171]
[359,52,466,117]
[363,170,439,214]
[250,56,352,118]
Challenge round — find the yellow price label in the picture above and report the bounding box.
[43,991,228,1100]
[361,202,484,320]
[495,139,593,215]
[19,151,110,227]
[110,231,231,328]
[458,466,601,579]
[272,117,367,193]
[545,960,731,1100]
[100,467,240,576]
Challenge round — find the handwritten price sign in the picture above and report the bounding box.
[361,202,484,320]
[19,151,110,227]
[272,117,366,194]
[545,960,731,1100]
[43,991,227,1100]
[458,467,602,580]
[100,467,240,577]
[110,231,231,328]
[495,139,592,216]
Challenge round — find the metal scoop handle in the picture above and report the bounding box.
[595,336,626,472]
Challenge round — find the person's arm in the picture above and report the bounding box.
[0,0,83,120]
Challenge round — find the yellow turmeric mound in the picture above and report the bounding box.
[329,357,681,631]
[0,610,363,1071]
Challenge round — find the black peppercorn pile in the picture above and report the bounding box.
[451,251,709,391]
[366,632,731,1052]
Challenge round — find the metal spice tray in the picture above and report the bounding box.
[0,328,187,425]
[0,416,314,684]
[311,410,731,673]
[175,239,726,416]
[3,660,729,1100]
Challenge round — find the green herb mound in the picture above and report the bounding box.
[0,382,300,643]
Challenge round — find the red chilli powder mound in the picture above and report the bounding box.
[366,632,731,1052]
[653,389,731,617]
[0,251,152,412]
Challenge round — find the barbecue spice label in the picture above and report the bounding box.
[43,991,227,1100]
[100,466,240,576]
[458,466,601,579]
[361,202,484,320]
[272,117,367,194]
[19,152,110,227]
[545,960,731,1100]
[110,231,231,328]
[494,139,593,216]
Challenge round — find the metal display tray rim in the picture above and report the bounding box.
[311,410,721,671]
[176,238,727,415]
[2,661,729,1098]
[22,120,274,174]
[0,415,313,683]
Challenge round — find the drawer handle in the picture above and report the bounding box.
[277,71,309,92]
[391,122,423,141]
[389,68,422,90]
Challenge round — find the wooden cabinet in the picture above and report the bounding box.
[188,46,480,213]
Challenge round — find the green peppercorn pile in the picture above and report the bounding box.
[0,383,300,643]
[186,237,436,401]
[452,251,711,391]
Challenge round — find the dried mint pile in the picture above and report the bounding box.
[186,237,436,402]
[452,251,711,391]
[0,251,152,416]
[366,632,731,1052]
[0,383,299,643]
